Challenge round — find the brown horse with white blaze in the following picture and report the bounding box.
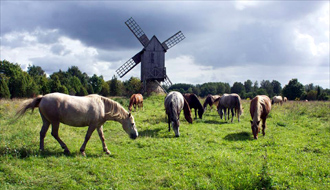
[250,95,272,139]
[129,93,143,112]
[164,91,193,137]
[16,93,138,156]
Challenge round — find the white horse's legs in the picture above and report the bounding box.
[97,126,110,154]
[51,122,70,154]
[80,126,96,156]
[39,114,50,151]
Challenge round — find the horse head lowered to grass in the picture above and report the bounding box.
[129,93,143,112]
[16,93,138,156]
[164,91,193,137]
[183,93,204,119]
[250,95,272,139]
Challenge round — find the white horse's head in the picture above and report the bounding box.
[122,113,138,139]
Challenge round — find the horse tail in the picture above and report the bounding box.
[16,96,43,119]
[234,96,241,117]
[128,95,134,111]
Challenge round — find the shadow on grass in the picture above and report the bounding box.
[0,146,114,159]
[203,120,227,125]
[138,128,163,137]
[223,131,253,141]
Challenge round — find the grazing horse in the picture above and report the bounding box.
[217,93,243,122]
[272,96,283,105]
[250,95,272,139]
[183,93,204,119]
[283,97,288,102]
[164,91,193,137]
[129,94,143,112]
[203,95,221,111]
[16,93,138,156]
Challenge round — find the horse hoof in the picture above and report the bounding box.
[105,150,111,155]
[64,149,71,155]
[81,151,86,157]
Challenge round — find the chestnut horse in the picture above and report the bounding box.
[16,93,138,156]
[129,93,143,112]
[217,93,243,122]
[203,95,221,110]
[183,93,204,119]
[164,91,193,137]
[250,95,272,139]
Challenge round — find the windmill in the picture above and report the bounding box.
[116,17,185,93]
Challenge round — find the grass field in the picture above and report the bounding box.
[0,95,329,189]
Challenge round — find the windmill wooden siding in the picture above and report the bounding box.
[141,36,166,82]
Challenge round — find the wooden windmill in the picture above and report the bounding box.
[116,17,185,93]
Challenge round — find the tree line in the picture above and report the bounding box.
[1,60,329,100]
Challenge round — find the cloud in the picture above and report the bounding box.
[1,1,329,88]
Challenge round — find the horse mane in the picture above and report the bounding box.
[129,94,135,111]
[203,95,213,109]
[190,94,203,110]
[183,98,193,123]
[98,96,128,121]
[253,96,263,122]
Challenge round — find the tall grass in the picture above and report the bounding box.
[0,96,329,189]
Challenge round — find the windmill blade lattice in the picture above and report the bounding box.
[116,51,142,78]
[162,31,185,50]
[125,17,150,47]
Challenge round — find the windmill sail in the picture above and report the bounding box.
[116,51,142,78]
[162,31,185,50]
[125,17,150,47]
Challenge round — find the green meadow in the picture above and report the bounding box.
[0,95,329,189]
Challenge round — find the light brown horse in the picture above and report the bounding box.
[250,95,272,139]
[217,93,243,122]
[164,91,193,137]
[129,94,143,112]
[16,93,138,156]
[203,95,221,111]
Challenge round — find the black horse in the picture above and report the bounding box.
[183,93,204,119]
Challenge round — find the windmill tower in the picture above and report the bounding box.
[116,17,185,94]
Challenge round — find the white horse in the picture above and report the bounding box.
[164,91,193,137]
[272,96,283,105]
[16,93,138,156]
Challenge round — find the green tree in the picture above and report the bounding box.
[100,81,110,97]
[124,77,142,95]
[271,80,282,96]
[260,80,273,97]
[89,74,103,94]
[231,82,245,97]
[0,74,11,98]
[282,79,304,100]
[306,90,318,100]
[244,80,253,93]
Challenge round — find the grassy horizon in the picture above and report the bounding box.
[0,95,329,189]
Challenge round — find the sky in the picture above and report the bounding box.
[1,1,329,88]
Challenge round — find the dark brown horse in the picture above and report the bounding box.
[164,91,193,137]
[183,93,204,119]
[250,95,272,139]
[203,95,220,111]
[129,94,143,112]
[16,93,138,156]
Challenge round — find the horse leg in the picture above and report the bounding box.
[262,118,267,136]
[40,114,50,152]
[231,108,234,123]
[224,108,227,121]
[51,122,70,154]
[195,109,197,119]
[80,126,96,156]
[168,115,171,132]
[97,126,110,154]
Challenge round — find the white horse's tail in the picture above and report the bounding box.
[16,96,43,119]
